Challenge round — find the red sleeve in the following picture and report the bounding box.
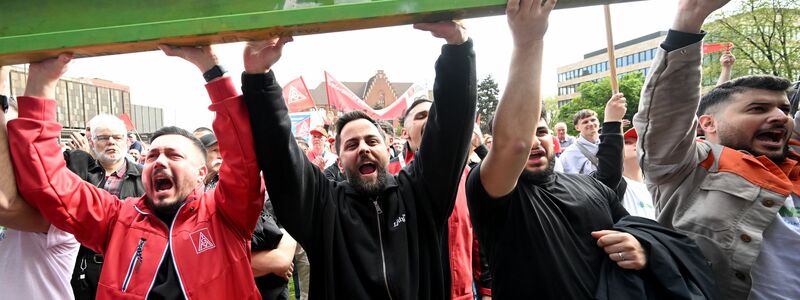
[207,77,265,238]
[8,96,121,253]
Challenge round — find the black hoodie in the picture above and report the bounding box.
[243,39,476,300]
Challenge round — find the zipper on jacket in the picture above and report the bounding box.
[144,203,188,299]
[122,238,147,292]
[373,198,394,300]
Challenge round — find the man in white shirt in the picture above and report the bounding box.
[620,128,655,219]
[0,65,79,299]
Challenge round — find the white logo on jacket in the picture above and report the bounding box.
[393,214,406,228]
[190,228,216,254]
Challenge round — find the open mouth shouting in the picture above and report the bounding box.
[754,128,788,150]
[358,161,377,176]
[528,148,546,164]
[152,172,175,197]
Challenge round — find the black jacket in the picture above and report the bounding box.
[64,150,145,300]
[244,39,476,300]
[591,122,627,200]
[595,216,719,300]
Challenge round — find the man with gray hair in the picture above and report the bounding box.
[63,113,146,300]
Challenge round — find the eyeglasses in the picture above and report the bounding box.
[94,134,126,142]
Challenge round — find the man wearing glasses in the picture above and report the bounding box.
[64,114,146,300]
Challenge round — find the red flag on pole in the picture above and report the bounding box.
[703,42,734,54]
[282,76,316,112]
[118,113,135,131]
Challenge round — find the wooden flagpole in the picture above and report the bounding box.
[604,4,619,95]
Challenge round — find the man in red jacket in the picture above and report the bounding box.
[6,40,286,299]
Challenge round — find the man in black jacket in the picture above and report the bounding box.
[65,114,145,300]
[466,0,649,298]
[244,21,476,300]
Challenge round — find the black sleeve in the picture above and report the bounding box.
[592,122,624,196]
[409,38,477,222]
[251,201,284,251]
[594,179,629,222]
[323,163,344,182]
[465,163,512,270]
[474,144,489,160]
[243,70,329,249]
[660,29,706,52]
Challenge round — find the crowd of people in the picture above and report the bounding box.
[0,0,798,299]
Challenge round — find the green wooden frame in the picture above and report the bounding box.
[0,0,640,64]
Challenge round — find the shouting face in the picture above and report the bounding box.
[339,119,390,196]
[142,135,207,215]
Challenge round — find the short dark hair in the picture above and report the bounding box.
[699,75,792,116]
[376,120,395,139]
[335,111,381,152]
[572,109,597,126]
[193,126,213,135]
[788,81,799,116]
[150,126,207,161]
[401,98,433,124]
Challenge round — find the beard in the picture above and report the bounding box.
[718,126,790,163]
[145,197,185,222]
[94,148,124,165]
[345,163,389,197]
[519,154,556,184]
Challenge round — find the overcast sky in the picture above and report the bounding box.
[56,0,679,131]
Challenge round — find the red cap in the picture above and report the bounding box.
[624,128,638,140]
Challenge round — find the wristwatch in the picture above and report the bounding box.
[1,95,8,113]
[203,65,227,82]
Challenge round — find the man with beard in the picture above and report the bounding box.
[244,21,476,299]
[465,0,650,298]
[62,113,146,300]
[8,40,268,299]
[634,0,800,298]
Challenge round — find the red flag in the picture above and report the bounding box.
[325,71,426,120]
[282,77,316,112]
[118,113,135,131]
[703,42,734,54]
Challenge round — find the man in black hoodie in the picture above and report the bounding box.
[244,21,476,300]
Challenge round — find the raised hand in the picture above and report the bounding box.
[69,132,93,156]
[506,0,557,47]
[673,0,731,33]
[159,44,219,73]
[720,50,735,68]
[413,20,468,45]
[604,93,627,123]
[25,53,72,99]
[591,230,648,270]
[243,36,293,74]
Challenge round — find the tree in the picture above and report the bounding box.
[555,73,645,136]
[703,0,800,84]
[476,75,500,133]
[543,96,560,129]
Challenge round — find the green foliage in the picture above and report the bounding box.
[543,96,560,129]
[703,0,800,84]
[555,73,645,136]
[477,75,500,133]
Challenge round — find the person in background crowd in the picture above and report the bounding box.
[200,133,223,191]
[620,128,655,219]
[553,122,574,155]
[716,48,735,86]
[192,126,213,139]
[0,65,81,300]
[634,0,798,298]
[483,134,493,150]
[251,196,297,300]
[560,108,601,174]
[128,148,142,164]
[308,126,337,170]
[244,18,476,299]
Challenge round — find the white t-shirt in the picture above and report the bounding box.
[749,194,800,300]
[622,177,656,219]
[0,224,80,299]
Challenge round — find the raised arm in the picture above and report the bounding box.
[7,54,121,252]
[241,37,328,248]
[716,49,735,86]
[633,0,730,184]
[161,44,264,238]
[408,21,477,219]
[593,93,626,192]
[0,66,50,233]
[479,0,556,198]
